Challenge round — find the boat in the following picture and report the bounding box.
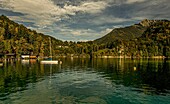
[40,37,59,64]
[21,55,30,59]
[40,60,58,64]
[21,55,37,59]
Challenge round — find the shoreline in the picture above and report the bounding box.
[0,55,167,61]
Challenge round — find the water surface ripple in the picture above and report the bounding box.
[0,58,170,104]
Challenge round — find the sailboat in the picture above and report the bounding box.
[40,37,59,64]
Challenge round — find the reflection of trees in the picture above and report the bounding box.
[0,61,43,96]
[1,59,169,97]
[140,59,170,94]
[45,58,170,95]
[0,60,63,98]
[89,58,170,95]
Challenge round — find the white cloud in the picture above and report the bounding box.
[0,0,111,41]
[59,28,97,37]
[0,0,109,27]
[56,27,118,41]
[40,25,105,41]
[126,0,146,4]
[70,29,97,36]
[88,15,130,25]
[1,0,169,41]
[100,28,112,34]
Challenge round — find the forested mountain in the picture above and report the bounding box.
[0,15,170,58]
[94,19,162,44]
[0,15,63,57]
[94,24,146,44]
[137,19,170,57]
[98,19,170,58]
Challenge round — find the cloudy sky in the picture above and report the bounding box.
[0,0,170,41]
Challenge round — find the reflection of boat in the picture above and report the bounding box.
[40,37,59,64]
[30,59,37,64]
[134,66,136,71]
[0,63,3,67]
[21,59,30,64]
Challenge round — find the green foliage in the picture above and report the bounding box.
[94,24,147,44]
[0,15,63,57]
[1,15,170,58]
[92,19,170,58]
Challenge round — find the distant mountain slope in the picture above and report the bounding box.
[0,15,63,56]
[94,24,146,44]
[94,19,166,44]
[93,19,170,57]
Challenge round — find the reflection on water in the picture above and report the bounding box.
[0,58,170,104]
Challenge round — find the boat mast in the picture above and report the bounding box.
[49,37,52,60]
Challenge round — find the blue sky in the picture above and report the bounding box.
[0,0,170,41]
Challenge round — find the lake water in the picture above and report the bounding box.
[0,58,170,104]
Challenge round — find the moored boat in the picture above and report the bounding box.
[40,37,60,64]
[40,60,58,64]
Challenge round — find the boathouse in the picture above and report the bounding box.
[5,53,16,61]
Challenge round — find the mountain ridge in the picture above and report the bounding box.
[94,24,146,44]
[94,19,170,44]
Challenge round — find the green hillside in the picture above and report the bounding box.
[94,24,146,44]
[0,15,63,57]
[94,19,165,44]
[137,19,170,57]
[99,19,170,58]
[0,15,170,58]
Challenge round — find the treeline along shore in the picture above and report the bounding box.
[1,15,170,60]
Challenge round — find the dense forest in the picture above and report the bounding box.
[94,19,170,58]
[0,15,170,58]
[0,15,63,57]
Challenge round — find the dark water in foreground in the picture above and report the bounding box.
[0,58,170,104]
